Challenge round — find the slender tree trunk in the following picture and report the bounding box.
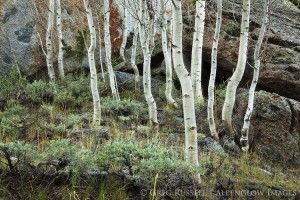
[138,0,158,125]
[56,0,65,78]
[208,0,222,141]
[46,0,56,84]
[96,11,105,82]
[222,0,251,135]
[161,0,178,108]
[103,0,120,100]
[131,21,140,91]
[241,0,269,151]
[83,0,101,126]
[191,0,205,102]
[171,0,200,184]
[120,1,128,62]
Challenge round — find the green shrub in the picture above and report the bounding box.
[65,114,82,129]
[0,65,27,99]
[97,140,205,179]
[44,139,80,160]
[216,82,227,98]
[68,76,93,107]
[0,104,31,141]
[53,90,76,109]
[101,97,145,117]
[56,74,105,109]
[0,139,96,172]
[39,103,54,118]
[25,80,55,104]
[37,139,96,171]
[41,122,65,135]
[0,141,34,170]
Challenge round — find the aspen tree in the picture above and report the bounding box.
[56,0,65,78]
[222,0,251,135]
[191,0,205,102]
[131,21,140,91]
[138,0,158,125]
[83,0,101,126]
[208,0,222,141]
[161,0,178,108]
[241,0,269,151]
[120,0,128,62]
[171,0,200,183]
[95,11,105,82]
[46,0,56,84]
[103,0,120,100]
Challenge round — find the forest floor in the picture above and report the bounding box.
[0,68,299,200]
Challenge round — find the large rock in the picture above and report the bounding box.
[182,0,300,101]
[113,71,166,96]
[236,89,300,167]
[0,0,106,77]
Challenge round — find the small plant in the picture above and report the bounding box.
[216,82,227,98]
[65,114,82,129]
[41,122,66,135]
[97,140,205,179]
[101,97,145,117]
[0,141,34,171]
[25,80,55,104]
[39,103,54,118]
[0,104,31,141]
[44,139,80,160]
[54,90,77,110]
[0,65,27,99]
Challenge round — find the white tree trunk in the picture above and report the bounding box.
[83,0,101,126]
[161,0,178,108]
[222,0,251,135]
[120,1,128,62]
[241,0,269,152]
[103,0,120,100]
[191,0,205,102]
[171,0,200,184]
[96,11,105,82]
[138,0,158,125]
[46,0,56,84]
[131,21,140,91]
[208,0,222,141]
[56,0,65,78]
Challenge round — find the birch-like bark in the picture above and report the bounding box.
[83,0,101,126]
[96,11,105,82]
[131,21,140,91]
[46,0,56,84]
[120,0,128,62]
[208,0,222,141]
[222,0,251,135]
[138,0,158,125]
[191,0,205,102]
[171,0,200,184]
[161,0,178,108]
[241,0,269,151]
[56,0,65,78]
[103,0,120,100]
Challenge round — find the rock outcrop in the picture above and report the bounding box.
[236,89,300,167]
[0,0,124,77]
[182,0,300,101]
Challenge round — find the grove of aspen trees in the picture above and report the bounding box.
[0,0,299,199]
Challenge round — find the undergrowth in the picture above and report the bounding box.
[0,70,299,199]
